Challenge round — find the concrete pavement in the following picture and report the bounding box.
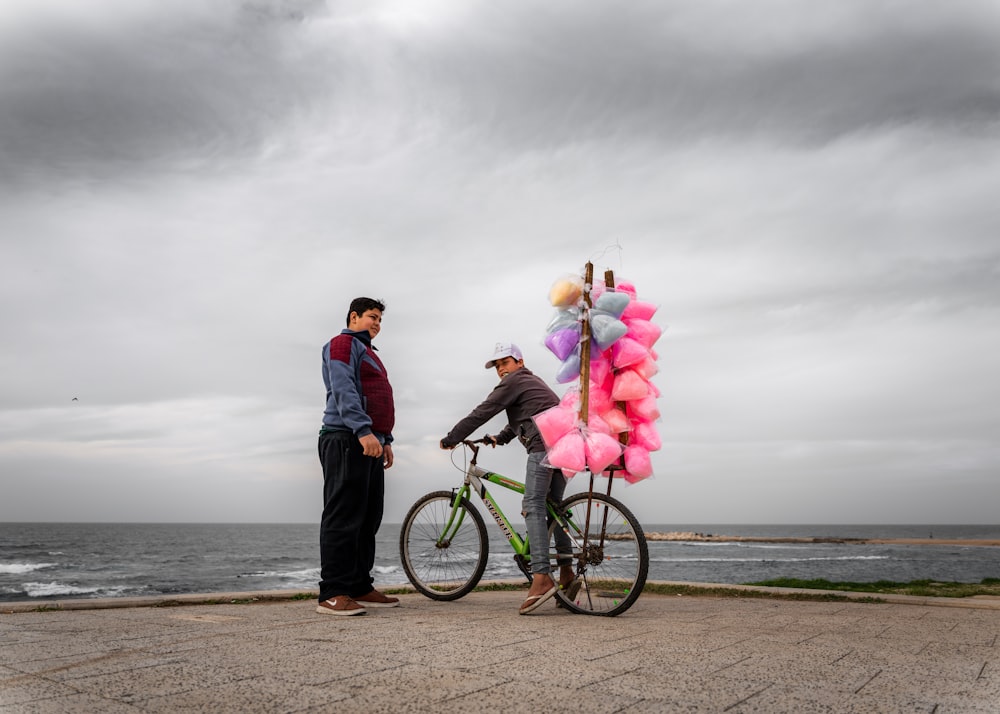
[2,584,999,712]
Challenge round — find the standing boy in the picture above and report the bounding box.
[317,297,398,616]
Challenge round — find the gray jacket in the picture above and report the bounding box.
[441,367,559,453]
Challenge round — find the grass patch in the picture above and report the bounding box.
[640,582,871,602]
[746,578,1000,598]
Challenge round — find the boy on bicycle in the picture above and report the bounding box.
[440,342,578,614]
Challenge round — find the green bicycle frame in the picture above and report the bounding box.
[440,463,571,561]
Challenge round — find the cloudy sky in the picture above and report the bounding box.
[2,0,998,527]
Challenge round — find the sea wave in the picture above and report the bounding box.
[0,562,57,575]
[19,582,142,599]
[651,555,891,564]
[238,568,319,584]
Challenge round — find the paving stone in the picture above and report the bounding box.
[2,589,999,712]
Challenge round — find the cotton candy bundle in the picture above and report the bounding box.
[623,469,649,485]
[625,319,662,349]
[631,421,661,451]
[585,429,625,474]
[601,407,631,434]
[633,356,659,380]
[542,267,662,481]
[590,312,628,351]
[593,290,630,318]
[547,308,580,332]
[611,336,649,369]
[545,429,586,474]
[555,350,581,384]
[611,369,649,402]
[549,275,584,308]
[533,404,578,449]
[626,395,660,422]
[623,445,653,479]
[544,326,580,361]
[587,380,614,414]
[621,299,657,321]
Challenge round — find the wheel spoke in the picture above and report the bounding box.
[548,493,648,616]
[400,492,488,600]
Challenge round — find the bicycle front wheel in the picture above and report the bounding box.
[399,491,488,600]
[549,492,648,616]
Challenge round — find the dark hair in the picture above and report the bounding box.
[346,297,386,326]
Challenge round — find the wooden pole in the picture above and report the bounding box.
[579,262,597,520]
[578,261,594,425]
[603,269,626,504]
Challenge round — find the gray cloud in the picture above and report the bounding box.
[1,0,998,524]
[0,0,331,184]
[401,2,1000,148]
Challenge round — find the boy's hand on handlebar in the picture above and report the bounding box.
[439,439,455,450]
[483,434,497,447]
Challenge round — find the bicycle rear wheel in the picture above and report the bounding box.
[549,492,648,616]
[399,490,488,600]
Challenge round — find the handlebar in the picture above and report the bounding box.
[458,437,494,465]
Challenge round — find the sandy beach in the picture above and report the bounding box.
[643,532,1000,547]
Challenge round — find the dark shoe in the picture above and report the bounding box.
[317,596,367,616]
[355,589,400,608]
[556,576,582,609]
[562,576,583,601]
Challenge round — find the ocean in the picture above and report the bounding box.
[2,522,998,603]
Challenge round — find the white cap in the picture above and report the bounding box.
[484,342,523,369]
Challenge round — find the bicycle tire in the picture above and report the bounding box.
[548,492,648,616]
[399,490,489,600]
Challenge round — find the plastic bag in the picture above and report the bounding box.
[587,412,612,436]
[546,429,586,473]
[549,275,584,308]
[633,355,659,380]
[631,421,661,451]
[585,430,625,474]
[613,281,637,298]
[622,299,657,321]
[611,336,650,369]
[625,319,662,349]
[601,407,631,434]
[627,395,661,422]
[546,308,581,333]
[544,326,580,361]
[593,290,630,318]
[611,369,650,402]
[533,404,578,449]
[590,312,628,351]
[555,350,581,384]
[559,387,580,410]
[588,353,612,384]
[624,469,652,484]
[624,445,653,478]
[587,380,614,414]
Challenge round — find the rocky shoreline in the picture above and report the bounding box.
[639,532,1000,547]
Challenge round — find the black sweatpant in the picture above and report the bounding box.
[317,431,385,602]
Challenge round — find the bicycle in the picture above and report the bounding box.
[399,439,649,616]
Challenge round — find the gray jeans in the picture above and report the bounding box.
[523,451,573,575]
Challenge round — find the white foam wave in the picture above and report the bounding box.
[19,581,149,599]
[0,562,57,575]
[22,582,99,598]
[679,542,822,550]
[240,567,319,582]
[651,555,891,564]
